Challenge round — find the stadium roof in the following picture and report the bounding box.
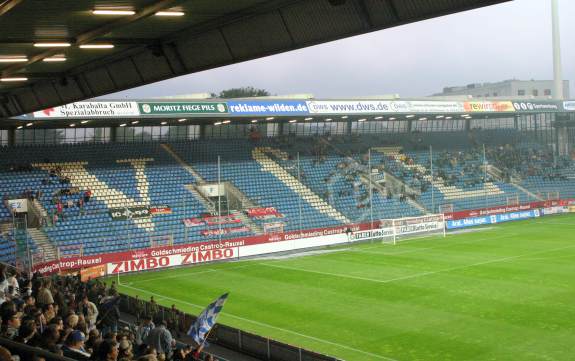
[0,0,511,118]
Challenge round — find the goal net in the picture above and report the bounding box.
[350,214,446,245]
[384,214,446,245]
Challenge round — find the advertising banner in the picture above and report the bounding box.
[34,102,140,118]
[33,222,371,275]
[512,101,561,112]
[109,206,150,220]
[182,214,242,228]
[246,207,284,219]
[541,206,570,215]
[306,100,465,114]
[563,101,575,111]
[80,265,106,282]
[183,218,204,227]
[7,199,28,213]
[306,100,396,114]
[446,209,540,230]
[150,206,172,215]
[463,101,515,113]
[444,199,570,220]
[389,101,465,114]
[263,222,285,234]
[201,226,251,236]
[138,102,228,115]
[228,100,309,115]
[107,247,239,274]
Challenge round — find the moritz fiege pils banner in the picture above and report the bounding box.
[138,102,228,115]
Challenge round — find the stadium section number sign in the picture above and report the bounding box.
[138,102,228,115]
[34,102,140,118]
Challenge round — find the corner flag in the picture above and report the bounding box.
[187,293,229,345]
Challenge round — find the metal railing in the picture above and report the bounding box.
[119,295,342,361]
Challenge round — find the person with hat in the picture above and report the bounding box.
[62,330,91,361]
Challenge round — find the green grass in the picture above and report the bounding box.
[116,214,575,361]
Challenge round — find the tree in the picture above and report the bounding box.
[212,87,271,99]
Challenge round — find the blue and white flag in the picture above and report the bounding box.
[187,293,229,345]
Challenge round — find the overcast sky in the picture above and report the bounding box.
[109,0,574,99]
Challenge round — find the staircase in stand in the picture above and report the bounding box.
[253,147,350,224]
[0,222,11,235]
[28,228,57,262]
[165,144,264,235]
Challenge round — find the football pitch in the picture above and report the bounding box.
[116,214,575,361]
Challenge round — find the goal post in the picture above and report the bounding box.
[389,214,446,245]
[351,214,446,245]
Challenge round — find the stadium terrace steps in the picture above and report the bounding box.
[160,143,206,184]
[33,161,155,232]
[253,147,350,224]
[509,181,544,201]
[0,222,12,235]
[378,148,505,200]
[28,228,57,261]
[184,185,217,213]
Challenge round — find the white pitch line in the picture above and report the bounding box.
[535,221,575,227]
[120,284,399,361]
[261,243,575,285]
[353,233,510,257]
[126,264,254,284]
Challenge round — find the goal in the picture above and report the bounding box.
[385,214,446,245]
[350,214,446,245]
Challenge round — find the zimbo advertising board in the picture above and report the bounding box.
[138,102,228,115]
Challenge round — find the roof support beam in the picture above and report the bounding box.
[1,0,182,77]
[354,0,374,29]
[0,38,156,46]
[386,0,401,22]
[0,0,24,16]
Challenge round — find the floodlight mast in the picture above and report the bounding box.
[551,0,563,100]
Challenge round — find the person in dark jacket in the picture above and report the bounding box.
[62,330,91,361]
[144,320,175,360]
[98,296,121,336]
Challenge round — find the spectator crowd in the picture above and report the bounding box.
[0,264,217,361]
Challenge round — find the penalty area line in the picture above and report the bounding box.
[261,243,575,285]
[124,264,254,284]
[120,283,400,361]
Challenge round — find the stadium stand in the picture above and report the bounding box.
[0,131,573,267]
